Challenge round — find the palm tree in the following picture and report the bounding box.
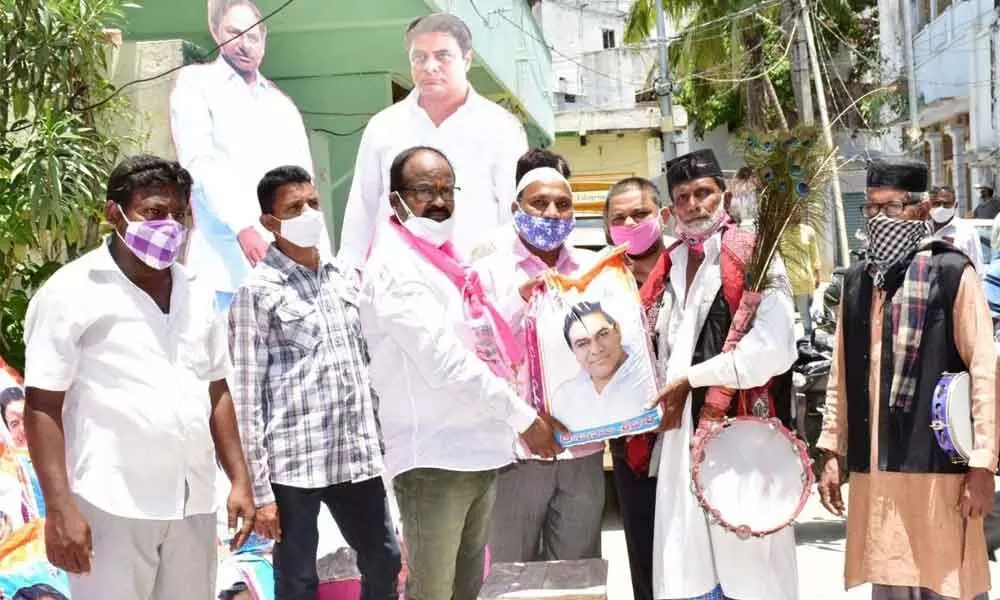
[626,0,788,131]
[625,0,880,135]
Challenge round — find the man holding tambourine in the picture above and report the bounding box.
[818,160,998,600]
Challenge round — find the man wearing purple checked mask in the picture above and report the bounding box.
[21,155,255,600]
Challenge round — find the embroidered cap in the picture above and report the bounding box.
[666,149,724,190]
[866,160,928,193]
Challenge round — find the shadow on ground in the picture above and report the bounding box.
[795,517,847,550]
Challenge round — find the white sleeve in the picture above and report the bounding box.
[686,259,798,389]
[169,70,259,234]
[22,278,83,391]
[363,267,537,433]
[339,122,383,270]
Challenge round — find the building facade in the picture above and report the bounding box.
[886,0,1000,212]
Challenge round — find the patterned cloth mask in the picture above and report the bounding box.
[513,209,575,251]
[117,205,187,270]
[864,213,931,287]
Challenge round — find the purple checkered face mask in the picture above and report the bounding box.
[116,204,187,270]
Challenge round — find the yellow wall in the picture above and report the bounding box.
[553,131,657,180]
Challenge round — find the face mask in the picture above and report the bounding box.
[929,206,955,224]
[280,207,326,248]
[513,209,575,251]
[674,204,729,249]
[864,213,930,284]
[117,205,187,270]
[393,192,455,246]
[610,217,663,256]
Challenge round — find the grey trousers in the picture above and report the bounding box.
[393,468,497,600]
[871,585,989,600]
[68,495,216,600]
[488,452,605,562]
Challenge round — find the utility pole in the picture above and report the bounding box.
[793,3,814,125]
[799,0,850,266]
[654,0,676,168]
[900,0,921,148]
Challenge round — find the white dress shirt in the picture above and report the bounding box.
[22,241,231,520]
[359,223,537,478]
[170,58,316,293]
[340,89,528,270]
[933,216,985,272]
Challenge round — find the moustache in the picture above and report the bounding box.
[422,209,452,221]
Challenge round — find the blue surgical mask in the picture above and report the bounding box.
[513,209,575,251]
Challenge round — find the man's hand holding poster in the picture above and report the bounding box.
[524,247,661,448]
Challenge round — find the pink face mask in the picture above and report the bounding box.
[610,217,663,256]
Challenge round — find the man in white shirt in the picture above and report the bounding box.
[340,13,528,270]
[930,185,985,271]
[647,149,798,599]
[170,0,315,312]
[21,155,256,600]
[474,150,605,564]
[360,146,560,600]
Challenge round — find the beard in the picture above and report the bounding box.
[676,204,726,236]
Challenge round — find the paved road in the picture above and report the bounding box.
[601,484,1000,599]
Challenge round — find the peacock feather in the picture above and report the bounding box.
[739,125,835,292]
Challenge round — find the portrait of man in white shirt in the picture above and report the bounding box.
[339,13,528,270]
[550,301,654,432]
[170,0,316,312]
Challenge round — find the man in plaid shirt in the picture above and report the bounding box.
[228,165,401,600]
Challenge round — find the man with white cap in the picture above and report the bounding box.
[475,149,604,563]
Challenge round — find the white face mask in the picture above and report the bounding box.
[929,206,955,224]
[280,207,327,248]
[393,192,455,246]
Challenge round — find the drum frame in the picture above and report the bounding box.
[690,416,815,539]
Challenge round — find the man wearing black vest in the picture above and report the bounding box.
[644,149,799,599]
[817,160,998,600]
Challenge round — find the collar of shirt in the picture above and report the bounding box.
[512,235,579,277]
[404,86,484,128]
[255,243,343,284]
[210,56,270,92]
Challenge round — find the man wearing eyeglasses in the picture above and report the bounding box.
[817,160,998,600]
[928,185,984,271]
[360,147,561,600]
[340,13,528,271]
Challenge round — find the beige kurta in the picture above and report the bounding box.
[818,267,999,600]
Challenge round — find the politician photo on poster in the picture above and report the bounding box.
[527,248,660,446]
[169,0,317,312]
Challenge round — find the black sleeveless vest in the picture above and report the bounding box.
[689,291,794,430]
[840,243,968,474]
